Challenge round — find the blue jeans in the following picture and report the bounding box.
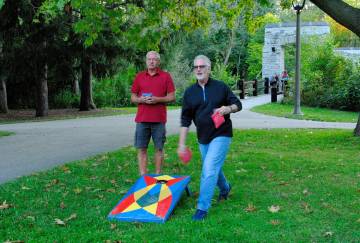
[197,136,231,212]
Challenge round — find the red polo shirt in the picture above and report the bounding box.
[131,68,175,123]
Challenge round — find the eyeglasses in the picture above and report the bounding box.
[193,65,207,70]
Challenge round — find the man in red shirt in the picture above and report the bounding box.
[131,51,175,175]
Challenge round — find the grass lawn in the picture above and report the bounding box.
[251,103,359,123]
[0,131,13,137]
[0,106,180,124]
[1,129,359,242]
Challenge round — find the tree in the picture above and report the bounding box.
[280,0,360,136]
[309,0,360,136]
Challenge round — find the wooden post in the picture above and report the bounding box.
[238,79,245,99]
[253,79,258,96]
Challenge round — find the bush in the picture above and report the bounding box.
[93,65,136,108]
[297,37,360,111]
[53,90,80,108]
[211,62,238,88]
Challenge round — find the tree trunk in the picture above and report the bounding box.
[354,113,360,136]
[224,20,238,66]
[0,78,8,113]
[310,0,360,37]
[36,63,49,117]
[79,56,96,111]
[73,77,80,95]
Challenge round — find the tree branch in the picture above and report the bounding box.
[310,0,360,37]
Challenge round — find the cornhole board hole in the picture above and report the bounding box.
[108,174,191,223]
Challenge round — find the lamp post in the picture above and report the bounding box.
[292,0,306,115]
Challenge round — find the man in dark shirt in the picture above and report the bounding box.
[178,55,242,221]
[131,51,175,175]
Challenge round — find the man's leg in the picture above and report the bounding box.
[138,148,148,175]
[134,123,151,175]
[197,136,231,212]
[152,123,166,174]
[154,149,163,174]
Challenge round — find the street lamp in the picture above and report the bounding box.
[292,0,306,115]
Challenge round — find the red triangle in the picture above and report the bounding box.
[156,195,172,218]
[110,194,135,215]
[143,175,157,185]
[166,177,185,186]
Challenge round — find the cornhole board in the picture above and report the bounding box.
[108,174,191,223]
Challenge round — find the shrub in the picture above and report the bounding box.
[53,90,80,108]
[93,65,136,108]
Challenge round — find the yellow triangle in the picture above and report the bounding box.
[158,184,172,201]
[122,202,141,213]
[155,175,174,181]
[134,184,156,200]
[143,202,158,215]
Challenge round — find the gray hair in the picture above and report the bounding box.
[146,51,160,61]
[193,55,211,68]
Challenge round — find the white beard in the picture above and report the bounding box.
[195,73,205,80]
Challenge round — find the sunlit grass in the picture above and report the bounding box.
[1,129,359,242]
[251,103,358,122]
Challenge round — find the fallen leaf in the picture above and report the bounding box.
[60,202,66,209]
[302,189,309,195]
[278,181,289,186]
[61,166,71,173]
[106,188,116,193]
[270,219,281,225]
[110,223,117,230]
[73,188,82,194]
[26,216,35,221]
[110,180,117,184]
[300,202,313,214]
[244,203,257,212]
[54,218,66,226]
[90,176,97,180]
[0,201,11,210]
[260,165,267,170]
[3,240,25,243]
[268,205,280,213]
[21,186,31,190]
[324,231,333,237]
[46,179,59,188]
[65,213,77,221]
[125,179,133,183]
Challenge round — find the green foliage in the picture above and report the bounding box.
[211,62,238,87]
[52,89,80,108]
[300,37,360,111]
[162,42,193,105]
[93,65,136,108]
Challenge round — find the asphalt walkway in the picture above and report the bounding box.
[0,94,356,184]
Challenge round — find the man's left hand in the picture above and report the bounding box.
[215,106,232,115]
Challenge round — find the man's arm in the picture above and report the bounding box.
[177,126,189,154]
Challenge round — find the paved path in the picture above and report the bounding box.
[0,94,356,184]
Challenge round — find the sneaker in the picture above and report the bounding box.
[192,209,207,221]
[218,183,232,202]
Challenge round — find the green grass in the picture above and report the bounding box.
[1,129,359,242]
[251,103,359,123]
[0,131,13,137]
[0,106,181,124]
